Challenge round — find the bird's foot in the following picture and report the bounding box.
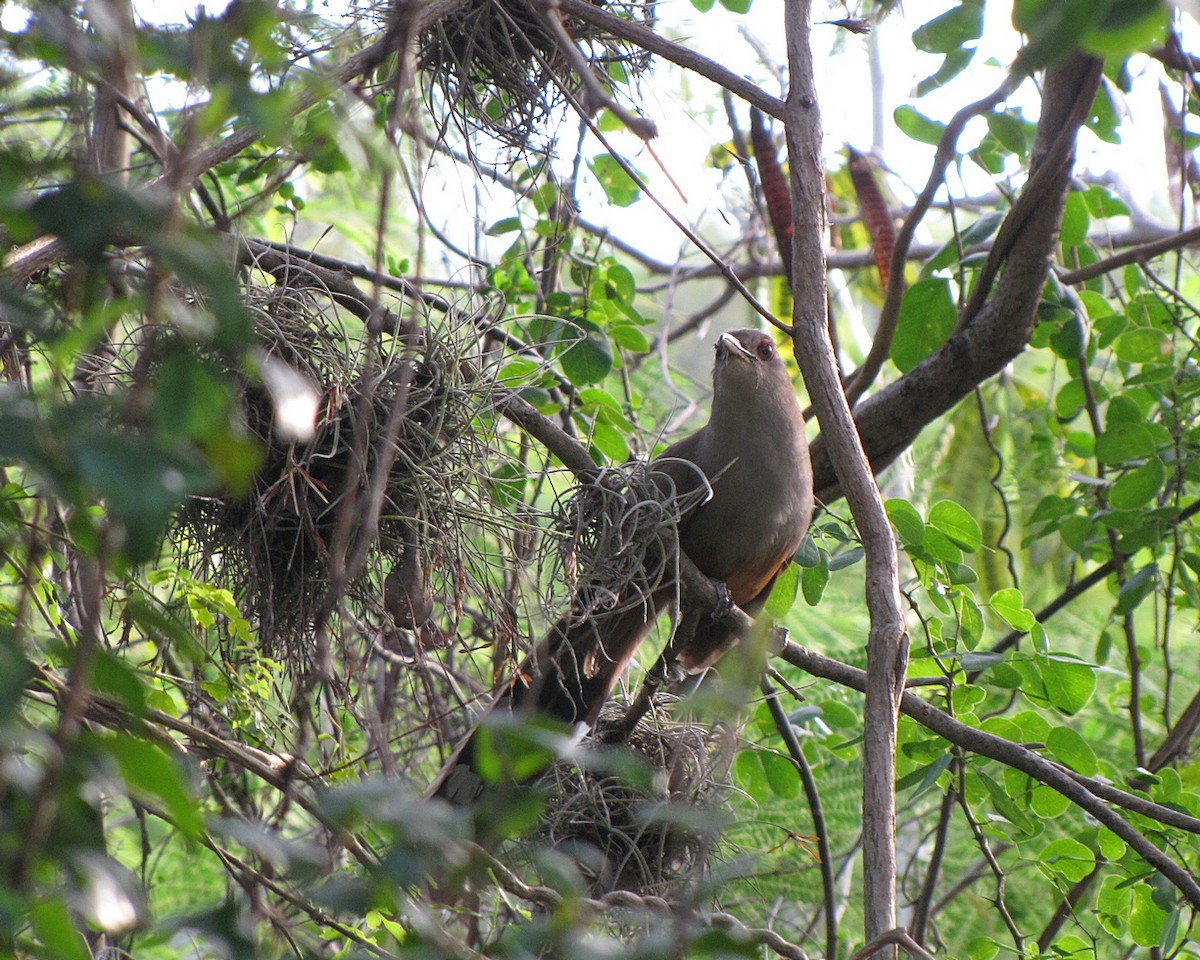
[710,580,735,621]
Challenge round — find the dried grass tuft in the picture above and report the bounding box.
[532,702,736,896]
[419,0,655,149]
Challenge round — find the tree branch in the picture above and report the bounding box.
[777,641,1200,910]
[783,0,906,949]
[558,0,785,120]
[809,55,1104,506]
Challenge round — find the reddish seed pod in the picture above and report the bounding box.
[750,108,794,284]
[847,147,896,290]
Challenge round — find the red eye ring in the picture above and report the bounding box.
[756,340,775,361]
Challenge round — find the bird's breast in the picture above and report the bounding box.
[677,449,811,605]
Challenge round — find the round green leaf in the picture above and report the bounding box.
[989,587,1035,631]
[928,499,982,552]
[1058,190,1090,247]
[587,153,641,207]
[801,557,830,606]
[764,561,800,619]
[894,105,947,145]
[885,498,926,546]
[760,750,800,799]
[891,278,957,373]
[818,699,859,729]
[1030,784,1070,818]
[1115,327,1168,364]
[1038,837,1095,883]
[1036,655,1096,715]
[1108,457,1165,510]
[1130,882,1169,947]
[560,333,613,385]
[1045,725,1098,775]
[1095,422,1155,465]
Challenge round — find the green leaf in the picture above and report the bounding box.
[1059,190,1090,247]
[956,595,984,649]
[965,937,1000,960]
[1115,327,1168,363]
[989,588,1035,631]
[1115,562,1157,615]
[760,751,799,798]
[487,216,522,236]
[1097,875,1131,937]
[1095,422,1155,465]
[915,47,975,97]
[1045,725,1098,775]
[610,323,650,353]
[605,263,636,302]
[587,418,629,463]
[587,154,642,207]
[1036,654,1096,714]
[885,498,926,546]
[1048,307,1087,360]
[1038,837,1095,883]
[891,278,957,373]
[153,348,234,445]
[928,499,982,552]
[560,332,613,385]
[734,749,769,801]
[1030,784,1070,818]
[764,562,800,619]
[718,0,752,12]
[107,735,203,840]
[894,105,947,146]
[818,699,858,728]
[1081,0,1168,58]
[986,111,1028,156]
[91,650,147,716]
[1130,882,1169,947]
[1108,457,1164,510]
[801,556,830,606]
[921,526,962,565]
[913,1,983,52]
[30,897,90,960]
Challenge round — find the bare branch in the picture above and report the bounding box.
[783,0,906,949]
[777,641,1200,910]
[559,0,785,119]
[809,55,1105,506]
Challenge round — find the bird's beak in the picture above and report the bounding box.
[717,332,754,360]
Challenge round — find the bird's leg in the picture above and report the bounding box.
[603,607,702,743]
[708,579,735,621]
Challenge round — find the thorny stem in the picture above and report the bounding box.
[955,768,1025,959]
[760,677,837,960]
[907,779,956,946]
[1075,354,1146,767]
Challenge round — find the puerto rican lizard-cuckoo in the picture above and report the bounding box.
[431,328,813,802]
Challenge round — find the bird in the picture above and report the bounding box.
[430,328,813,803]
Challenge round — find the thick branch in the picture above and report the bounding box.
[809,55,1104,505]
[558,0,785,120]
[783,0,905,948]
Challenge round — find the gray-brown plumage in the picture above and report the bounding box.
[431,329,813,803]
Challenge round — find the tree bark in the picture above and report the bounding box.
[810,55,1105,505]
[782,1,907,951]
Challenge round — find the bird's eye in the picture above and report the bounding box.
[756,340,775,361]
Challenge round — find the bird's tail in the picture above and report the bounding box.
[427,597,665,804]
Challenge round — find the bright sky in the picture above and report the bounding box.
[1,0,1188,258]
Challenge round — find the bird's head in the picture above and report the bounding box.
[712,329,794,404]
